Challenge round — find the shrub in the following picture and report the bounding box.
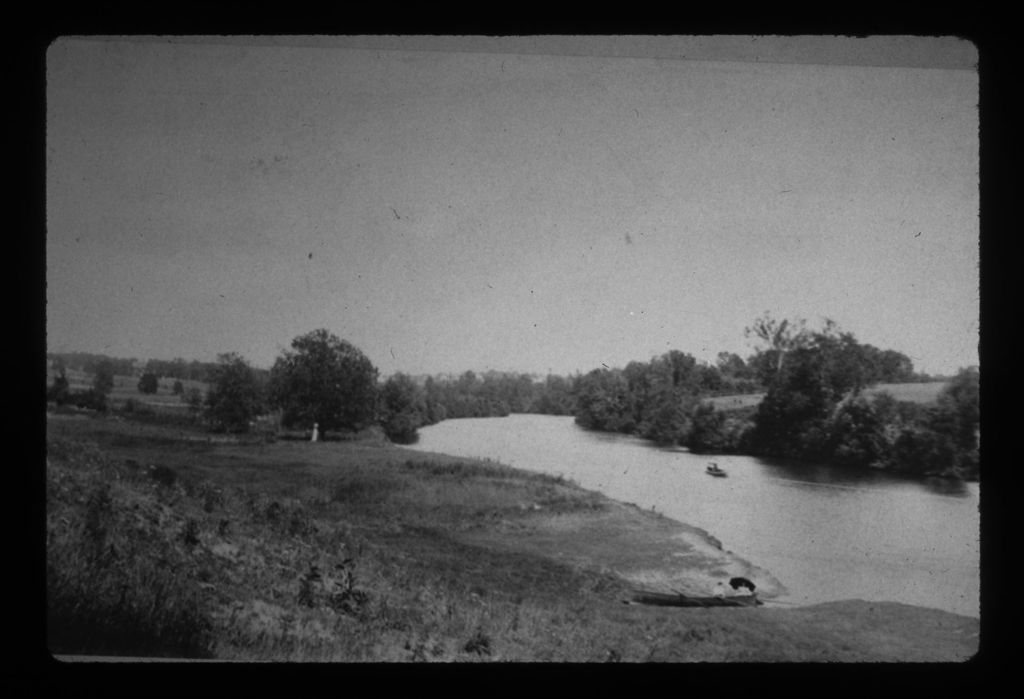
[149,464,178,488]
[68,389,108,413]
[47,373,71,405]
[137,373,159,395]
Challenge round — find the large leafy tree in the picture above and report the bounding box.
[205,353,264,433]
[269,329,379,433]
[744,312,810,382]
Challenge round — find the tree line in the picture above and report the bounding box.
[47,352,223,383]
[46,316,977,480]
[571,313,978,480]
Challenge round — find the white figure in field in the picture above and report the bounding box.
[311,422,319,442]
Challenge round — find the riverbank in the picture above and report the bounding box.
[46,414,978,661]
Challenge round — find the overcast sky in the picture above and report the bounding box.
[46,36,979,377]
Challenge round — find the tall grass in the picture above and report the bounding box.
[46,418,978,662]
[46,455,215,657]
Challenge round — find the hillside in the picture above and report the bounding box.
[46,413,978,662]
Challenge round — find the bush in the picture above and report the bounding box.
[137,373,159,394]
[685,403,751,453]
[67,389,108,413]
[47,373,71,405]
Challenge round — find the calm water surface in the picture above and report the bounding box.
[406,415,980,618]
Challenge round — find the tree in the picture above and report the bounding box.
[48,370,70,405]
[182,387,204,415]
[745,312,810,381]
[172,380,184,395]
[750,344,836,459]
[137,373,159,395]
[93,360,115,397]
[379,373,426,444]
[204,353,264,433]
[574,368,634,433]
[936,367,979,451]
[716,352,748,379]
[269,329,379,433]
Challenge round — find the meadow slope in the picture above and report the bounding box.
[46,413,978,662]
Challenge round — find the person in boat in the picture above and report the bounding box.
[707,462,722,473]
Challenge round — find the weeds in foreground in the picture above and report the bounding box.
[47,459,214,657]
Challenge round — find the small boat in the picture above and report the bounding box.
[705,462,727,477]
[630,590,762,608]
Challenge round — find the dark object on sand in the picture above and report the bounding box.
[706,462,727,477]
[729,577,757,592]
[629,590,762,608]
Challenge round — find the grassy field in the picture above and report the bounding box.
[707,382,949,413]
[48,368,208,412]
[705,393,766,411]
[863,381,950,404]
[45,412,978,662]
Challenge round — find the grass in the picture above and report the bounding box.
[706,381,949,413]
[46,412,978,662]
[863,381,950,404]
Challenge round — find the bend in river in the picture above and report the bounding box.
[405,414,979,618]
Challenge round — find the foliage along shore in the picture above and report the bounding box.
[46,315,978,482]
[46,413,978,662]
[570,316,979,482]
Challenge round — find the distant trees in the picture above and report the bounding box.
[748,318,891,459]
[204,353,264,433]
[744,312,810,383]
[822,369,978,479]
[92,360,115,397]
[574,368,635,433]
[182,387,204,416]
[741,315,978,479]
[531,374,576,415]
[172,380,184,395]
[47,368,71,406]
[573,350,712,443]
[686,403,752,454]
[268,329,379,434]
[137,373,159,395]
[566,314,977,480]
[144,357,219,383]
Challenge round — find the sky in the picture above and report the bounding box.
[46,36,979,377]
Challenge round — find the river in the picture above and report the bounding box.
[405,414,980,618]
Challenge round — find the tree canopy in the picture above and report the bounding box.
[137,372,159,395]
[204,353,264,433]
[268,329,379,433]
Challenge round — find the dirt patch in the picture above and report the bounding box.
[460,500,785,599]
